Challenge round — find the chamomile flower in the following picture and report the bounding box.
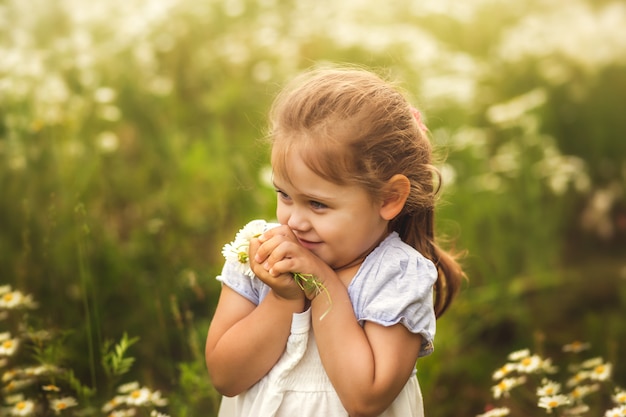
[580,357,604,369]
[492,376,526,399]
[604,405,626,417]
[508,348,530,361]
[492,363,517,380]
[50,397,77,414]
[0,290,37,309]
[613,388,626,404]
[517,354,543,373]
[102,395,127,413]
[0,337,19,356]
[563,341,591,353]
[538,394,570,413]
[150,411,170,417]
[476,407,510,417]
[537,379,561,396]
[567,370,590,387]
[149,390,168,407]
[10,400,35,416]
[569,383,599,402]
[589,362,612,381]
[126,387,152,406]
[233,219,268,243]
[118,381,140,394]
[221,219,270,277]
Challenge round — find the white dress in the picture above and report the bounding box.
[216,232,437,417]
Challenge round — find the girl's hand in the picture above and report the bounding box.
[252,225,335,300]
[248,226,305,302]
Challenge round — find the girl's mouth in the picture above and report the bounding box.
[297,237,320,250]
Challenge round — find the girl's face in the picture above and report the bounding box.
[272,150,390,271]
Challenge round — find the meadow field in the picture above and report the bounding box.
[1,0,625,415]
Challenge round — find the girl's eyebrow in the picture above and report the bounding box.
[272,181,335,203]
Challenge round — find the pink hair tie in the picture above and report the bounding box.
[410,107,428,132]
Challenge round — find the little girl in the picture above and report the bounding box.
[205,66,465,417]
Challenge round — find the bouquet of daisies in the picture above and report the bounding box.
[221,219,332,318]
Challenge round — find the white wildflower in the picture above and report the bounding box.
[537,379,561,396]
[492,376,526,399]
[492,363,516,380]
[604,405,626,417]
[589,362,612,381]
[10,400,35,416]
[563,341,591,353]
[50,397,78,414]
[222,219,274,278]
[517,354,543,373]
[118,381,140,393]
[0,337,19,356]
[476,407,510,417]
[538,394,569,413]
[613,388,626,404]
[569,383,599,401]
[126,387,152,406]
[507,348,530,361]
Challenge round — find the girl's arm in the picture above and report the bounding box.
[205,242,305,397]
[311,275,423,417]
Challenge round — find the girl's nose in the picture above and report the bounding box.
[287,207,310,232]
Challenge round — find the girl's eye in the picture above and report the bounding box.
[276,189,290,200]
[310,200,327,210]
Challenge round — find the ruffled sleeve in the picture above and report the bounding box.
[349,233,437,357]
[216,260,271,306]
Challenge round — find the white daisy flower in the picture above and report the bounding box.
[537,379,561,396]
[476,407,510,417]
[50,397,78,414]
[149,390,168,407]
[126,387,152,406]
[604,405,626,417]
[562,341,591,353]
[538,394,569,413]
[118,381,140,393]
[589,362,612,381]
[580,357,604,369]
[102,395,127,413]
[517,354,543,373]
[0,338,20,356]
[612,388,626,404]
[507,349,530,361]
[11,400,35,416]
[492,376,526,399]
[569,383,599,401]
[0,291,36,309]
[492,363,517,380]
[567,370,590,387]
[222,219,275,278]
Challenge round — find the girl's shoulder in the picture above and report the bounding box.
[364,232,436,279]
[217,261,271,305]
[350,232,437,299]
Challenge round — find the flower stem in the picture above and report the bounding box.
[293,273,332,320]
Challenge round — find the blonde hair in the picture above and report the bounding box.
[269,67,464,317]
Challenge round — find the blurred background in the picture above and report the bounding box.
[1,0,624,415]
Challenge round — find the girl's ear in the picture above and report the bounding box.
[379,174,411,220]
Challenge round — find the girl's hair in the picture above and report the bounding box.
[269,66,465,317]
